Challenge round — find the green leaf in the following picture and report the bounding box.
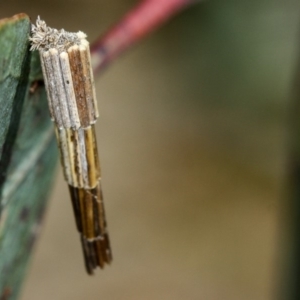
[0,14,58,300]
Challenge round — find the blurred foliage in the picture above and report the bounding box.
[151,0,300,180]
[0,14,58,300]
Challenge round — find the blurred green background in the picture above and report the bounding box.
[1,0,300,299]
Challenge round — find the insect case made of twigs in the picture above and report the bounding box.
[30,17,112,274]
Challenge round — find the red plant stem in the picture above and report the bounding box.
[90,0,196,74]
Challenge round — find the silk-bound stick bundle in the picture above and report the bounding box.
[29,17,112,275]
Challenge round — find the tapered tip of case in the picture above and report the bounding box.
[68,182,112,274]
[81,233,112,275]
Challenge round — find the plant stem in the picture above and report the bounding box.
[91,0,197,74]
[277,61,300,299]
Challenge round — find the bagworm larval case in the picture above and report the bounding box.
[30,17,112,274]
